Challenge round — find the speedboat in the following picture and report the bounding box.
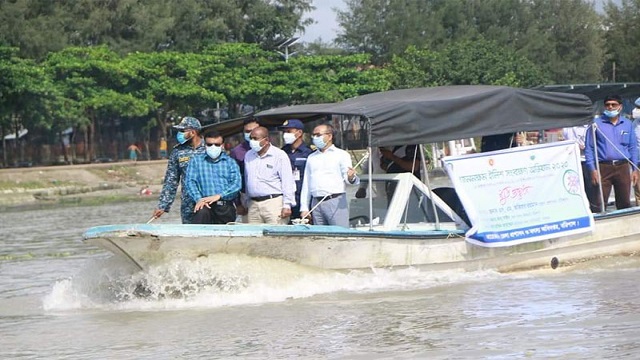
[83,85,640,272]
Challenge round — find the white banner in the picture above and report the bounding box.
[443,140,594,247]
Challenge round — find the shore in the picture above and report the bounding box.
[0,160,168,211]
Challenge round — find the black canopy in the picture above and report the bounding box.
[254,85,594,147]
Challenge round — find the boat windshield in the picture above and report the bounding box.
[349,178,458,228]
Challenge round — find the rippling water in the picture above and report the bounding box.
[2,201,640,359]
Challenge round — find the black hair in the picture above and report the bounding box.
[243,118,260,126]
[205,129,223,140]
[604,94,623,104]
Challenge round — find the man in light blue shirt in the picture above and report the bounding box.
[185,130,241,224]
[584,94,639,212]
[300,123,359,227]
[244,126,296,224]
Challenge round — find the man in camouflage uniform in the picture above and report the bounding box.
[151,117,205,223]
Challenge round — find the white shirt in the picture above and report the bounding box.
[300,145,360,212]
[562,125,588,159]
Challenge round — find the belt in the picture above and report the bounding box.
[599,160,628,166]
[314,193,343,201]
[251,194,282,202]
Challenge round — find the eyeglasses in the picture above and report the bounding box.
[604,102,620,108]
[312,132,329,137]
[205,143,222,147]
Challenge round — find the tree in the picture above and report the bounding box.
[603,0,640,81]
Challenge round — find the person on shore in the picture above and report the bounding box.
[280,119,313,222]
[300,124,359,227]
[151,117,205,223]
[244,126,296,224]
[159,137,168,159]
[230,118,261,221]
[127,143,141,162]
[185,130,241,224]
[584,94,638,212]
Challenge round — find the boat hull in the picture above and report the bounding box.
[83,209,640,272]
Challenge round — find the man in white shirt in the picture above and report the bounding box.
[244,126,296,224]
[300,124,359,227]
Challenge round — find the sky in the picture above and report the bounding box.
[299,0,617,43]
[299,0,345,43]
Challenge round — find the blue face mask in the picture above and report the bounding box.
[603,109,620,118]
[176,131,191,145]
[312,135,327,150]
[244,132,251,142]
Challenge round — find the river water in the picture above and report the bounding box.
[2,201,640,359]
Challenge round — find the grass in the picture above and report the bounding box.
[0,180,71,190]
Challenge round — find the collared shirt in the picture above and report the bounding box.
[282,142,313,199]
[585,115,638,171]
[157,140,206,212]
[300,145,360,212]
[244,144,296,209]
[184,152,241,202]
[230,141,251,192]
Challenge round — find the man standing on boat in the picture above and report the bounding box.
[185,130,241,224]
[300,124,359,227]
[230,118,261,221]
[244,126,296,224]
[584,94,639,213]
[151,116,205,224]
[279,119,313,222]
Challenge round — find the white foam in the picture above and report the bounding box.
[43,254,505,312]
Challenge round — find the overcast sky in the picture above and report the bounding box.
[299,0,616,43]
[300,0,345,43]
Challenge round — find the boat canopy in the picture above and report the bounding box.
[254,85,595,147]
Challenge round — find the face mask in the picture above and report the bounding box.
[176,131,191,145]
[632,108,640,120]
[206,145,222,159]
[244,132,251,142]
[603,109,620,118]
[312,135,327,150]
[283,132,297,145]
[250,139,264,152]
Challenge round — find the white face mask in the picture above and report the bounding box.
[283,132,297,145]
[244,132,252,142]
[206,144,222,159]
[633,108,640,120]
[250,139,264,152]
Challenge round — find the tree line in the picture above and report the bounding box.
[0,0,638,166]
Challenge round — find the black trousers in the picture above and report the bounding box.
[192,202,237,224]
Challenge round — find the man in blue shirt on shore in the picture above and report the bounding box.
[185,130,241,224]
[584,94,639,213]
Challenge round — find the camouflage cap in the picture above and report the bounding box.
[173,116,202,130]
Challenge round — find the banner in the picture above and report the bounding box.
[443,140,594,247]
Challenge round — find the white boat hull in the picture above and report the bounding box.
[83,208,640,272]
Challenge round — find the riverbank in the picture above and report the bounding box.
[0,160,168,211]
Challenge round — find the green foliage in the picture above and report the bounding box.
[337,0,605,83]
[603,0,640,81]
[388,40,549,89]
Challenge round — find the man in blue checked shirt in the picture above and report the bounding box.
[185,130,242,224]
[585,94,639,213]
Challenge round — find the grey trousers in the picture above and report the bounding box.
[311,193,349,228]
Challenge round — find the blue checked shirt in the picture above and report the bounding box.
[185,152,241,202]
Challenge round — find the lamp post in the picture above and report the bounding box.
[275,37,300,62]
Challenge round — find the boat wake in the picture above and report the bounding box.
[43,254,506,312]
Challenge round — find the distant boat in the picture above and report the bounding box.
[83,85,640,272]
